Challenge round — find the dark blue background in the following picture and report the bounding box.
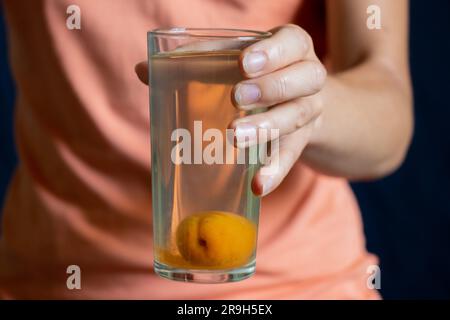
[0,1,449,299]
[0,5,17,209]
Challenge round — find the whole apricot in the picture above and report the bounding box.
[176,211,256,268]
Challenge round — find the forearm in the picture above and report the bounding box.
[302,59,413,180]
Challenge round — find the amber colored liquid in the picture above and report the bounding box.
[150,51,261,270]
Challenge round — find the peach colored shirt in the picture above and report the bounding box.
[0,0,378,299]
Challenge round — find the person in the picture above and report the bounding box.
[0,0,412,299]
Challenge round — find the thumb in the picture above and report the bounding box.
[134,61,148,84]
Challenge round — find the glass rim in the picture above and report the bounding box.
[148,27,271,40]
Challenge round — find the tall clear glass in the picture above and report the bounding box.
[148,28,271,283]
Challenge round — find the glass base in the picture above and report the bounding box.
[154,260,256,284]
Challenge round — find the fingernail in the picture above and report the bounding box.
[234,84,261,106]
[235,123,257,147]
[243,51,267,74]
[261,176,275,196]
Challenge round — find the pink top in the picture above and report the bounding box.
[0,0,378,299]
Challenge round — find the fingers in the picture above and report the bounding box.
[251,123,314,197]
[233,60,326,110]
[135,61,148,84]
[240,24,315,78]
[231,95,322,148]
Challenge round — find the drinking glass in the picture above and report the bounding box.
[148,28,271,283]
